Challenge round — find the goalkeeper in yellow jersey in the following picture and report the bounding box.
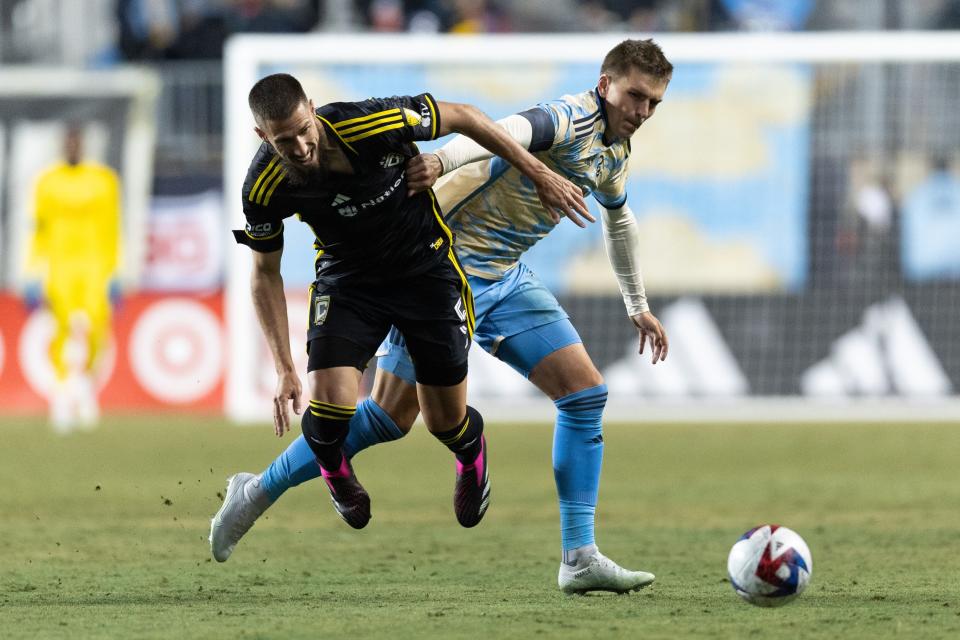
[25,125,121,431]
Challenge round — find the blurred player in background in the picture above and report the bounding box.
[24,125,122,432]
[212,39,671,595]
[212,74,589,537]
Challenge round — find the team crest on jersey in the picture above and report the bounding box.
[404,108,422,126]
[380,153,404,168]
[313,295,331,326]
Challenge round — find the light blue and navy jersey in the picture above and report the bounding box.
[435,88,630,280]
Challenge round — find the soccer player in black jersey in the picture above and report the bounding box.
[226,73,589,533]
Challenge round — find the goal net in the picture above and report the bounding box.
[224,33,960,422]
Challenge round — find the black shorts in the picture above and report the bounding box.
[306,252,475,383]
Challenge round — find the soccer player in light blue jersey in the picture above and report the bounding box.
[211,39,672,594]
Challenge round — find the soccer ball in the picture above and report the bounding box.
[727,524,813,607]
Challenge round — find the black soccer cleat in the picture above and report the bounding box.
[319,454,371,529]
[454,435,490,528]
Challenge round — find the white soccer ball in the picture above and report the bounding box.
[727,524,813,607]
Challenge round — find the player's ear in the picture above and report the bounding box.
[598,73,611,98]
[254,126,268,143]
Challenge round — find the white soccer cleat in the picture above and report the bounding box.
[209,473,272,562]
[558,551,656,595]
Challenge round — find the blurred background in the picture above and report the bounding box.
[1,0,959,427]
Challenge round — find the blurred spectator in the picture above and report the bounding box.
[25,125,122,432]
[719,0,813,30]
[901,156,960,281]
[117,0,181,59]
[447,0,510,33]
[117,0,321,61]
[933,0,960,28]
[226,0,320,33]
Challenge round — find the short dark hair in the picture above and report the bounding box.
[601,39,673,80]
[248,73,309,124]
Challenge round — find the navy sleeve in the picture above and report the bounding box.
[518,107,556,152]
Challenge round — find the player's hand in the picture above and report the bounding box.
[532,168,595,228]
[406,153,444,195]
[631,311,668,364]
[273,370,303,437]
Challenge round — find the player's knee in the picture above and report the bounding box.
[413,358,467,387]
[301,402,356,458]
[554,384,607,427]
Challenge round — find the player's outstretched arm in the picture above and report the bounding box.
[601,203,668,364]
[406,113,535,194]
[434,101,595,227]
[250,248,303,435]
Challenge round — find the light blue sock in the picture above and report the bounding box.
[342,397,405,459]
[553,384,607,553]
[260,397,404,501]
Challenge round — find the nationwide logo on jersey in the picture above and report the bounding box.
[454,298,467,322]
[380,153,403,168]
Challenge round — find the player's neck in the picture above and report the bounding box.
[317,126,354,175]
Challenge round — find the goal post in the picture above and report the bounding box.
[223,32,960,423]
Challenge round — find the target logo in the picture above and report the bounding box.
[129,299,223,404]
[18,310,116,398]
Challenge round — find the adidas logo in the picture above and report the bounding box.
[331,193,350,206]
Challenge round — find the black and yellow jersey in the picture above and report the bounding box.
[234,93,450,284]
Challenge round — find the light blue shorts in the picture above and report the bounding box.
[377,262,582,381]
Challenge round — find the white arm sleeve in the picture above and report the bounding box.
[601,203,649,316]
[433,114,533,174]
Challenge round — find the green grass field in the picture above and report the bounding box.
[1,416,959,639]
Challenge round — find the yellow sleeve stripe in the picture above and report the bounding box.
[425,94,439,139]
[262,168,286,206]
[316,114,357,154]
[251,162,282,204]
[332,108,401,129]
[336,113,403,137]
[248,155,279,202]
[342,121,406,143]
